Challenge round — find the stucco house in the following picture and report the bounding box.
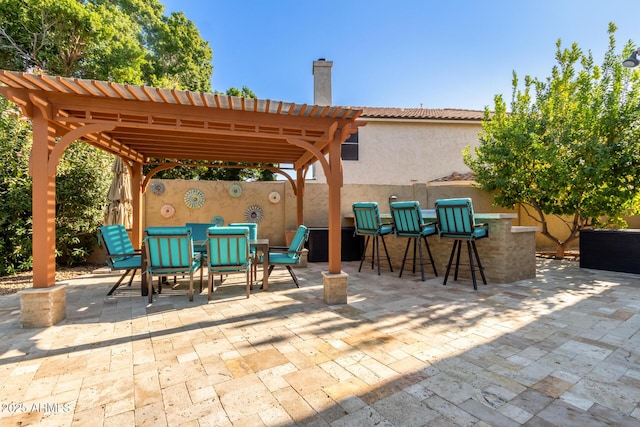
[310,59,485,185]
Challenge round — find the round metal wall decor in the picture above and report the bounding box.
[268,191,281,204]
[211,215,224,226]
[229,184,243,198]
[150,181,165,195]
[160,204,175,218]
[244,205,264,223]
[184,189,205,209]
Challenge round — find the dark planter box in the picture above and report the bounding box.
[306,227,364,262]
[580,229,640,274]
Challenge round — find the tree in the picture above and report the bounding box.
[0,0,213,90]
[0,0,216,271]
[0,95,112,273]
[464,23,640,258]
[0,96,33,274]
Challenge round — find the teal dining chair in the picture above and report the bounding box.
[205,226,252,299]
[352,202,393,275]
[98,225,141,295]
[390,201,438,281]
[435,198,488,290]
[265,225,309,288]
[143,226,203,302]
[228,222,258,282]
[186,222,218,253]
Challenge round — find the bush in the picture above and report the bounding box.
[0,97,113,274]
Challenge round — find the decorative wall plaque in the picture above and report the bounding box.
[229,184,243,198]
[211,215,224,226]
[160,204,175,218]
[184,189,205,209]
[268,191,281,204]
[150,182,165,195]
[244,205,264,223]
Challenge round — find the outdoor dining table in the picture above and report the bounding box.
[250,239,270,291]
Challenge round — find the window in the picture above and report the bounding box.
[341,130,359,161]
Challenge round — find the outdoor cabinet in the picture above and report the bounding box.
[306,227,364,262]
[580,229,640,274]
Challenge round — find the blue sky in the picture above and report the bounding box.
[161,0,640,111]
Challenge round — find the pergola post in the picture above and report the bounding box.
[19,107,67,327]
[322,136,348,304]
[296,169,305,226]
[30,111,57,288]
[130,161,144,248]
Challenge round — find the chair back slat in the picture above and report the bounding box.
[435,198,475,237]
[206,226,250,268]
[390,201,423,236]
[99,225,135,264]
[352,202,382,235]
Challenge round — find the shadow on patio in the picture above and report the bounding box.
[0,259,638,426]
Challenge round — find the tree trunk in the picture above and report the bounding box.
[555,244,566,259]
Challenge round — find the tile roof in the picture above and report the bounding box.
[430,171,476,182]
[359,107,485,121]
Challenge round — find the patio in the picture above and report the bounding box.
[0,260,639,426]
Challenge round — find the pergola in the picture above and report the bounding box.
[0,70,362,326]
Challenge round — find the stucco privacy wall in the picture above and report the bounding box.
[145,178,640,252]
[313,120,483,185]
[142,178,637,255]
[145,180,297,246]
[144,180,510,239]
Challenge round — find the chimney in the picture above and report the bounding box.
[312,58,332,105]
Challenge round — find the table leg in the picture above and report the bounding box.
[141,243,148,297]
[262,250,269,291]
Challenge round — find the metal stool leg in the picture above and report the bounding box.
[359,236,371,272]
[443,240,458,286]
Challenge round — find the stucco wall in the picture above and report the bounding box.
[313,120,482,185]
[145,180,296,246]
[144,180,506,242]
[140,179,633,253]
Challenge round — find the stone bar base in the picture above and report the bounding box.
[19,284,67,328]
[322,271,348,304]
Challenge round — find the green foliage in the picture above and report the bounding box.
[0,96,113,274]
[146,162,276,181]
[0,97,33,274]
[464,23,640,257]
[0,0,270,273]
[55,143,112,266]
[225,86,257,98]
[0,0,212,90]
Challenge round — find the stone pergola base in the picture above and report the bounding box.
[322,271,348,304]
[19,284,67,328]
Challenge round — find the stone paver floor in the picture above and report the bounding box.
[0,259,639,426]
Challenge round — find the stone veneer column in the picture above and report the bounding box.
[322,271,348,304]
[19,284,66,328]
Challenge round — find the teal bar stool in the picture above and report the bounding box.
[435,198,488,290]
[390,201,438,281]
[352,202,394,275]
